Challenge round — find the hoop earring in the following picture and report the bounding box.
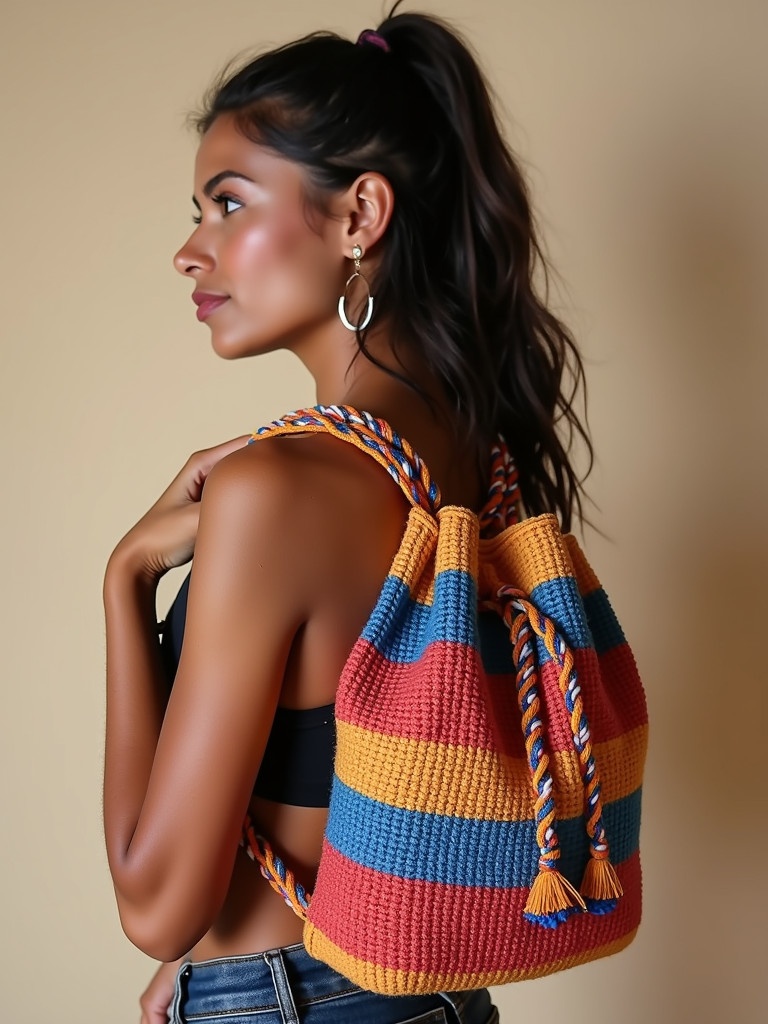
[337,244,374,332]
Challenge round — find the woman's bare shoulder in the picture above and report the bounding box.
[209,431,407,524]
[199,431,409,584]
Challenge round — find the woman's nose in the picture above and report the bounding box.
[173,233,215,277]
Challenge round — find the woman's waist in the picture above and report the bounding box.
[180,942,361,1011]
[177,942,497,1022]
[190,803,325,962]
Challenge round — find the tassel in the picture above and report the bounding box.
[523,866,586,928]
[580,856,623,915]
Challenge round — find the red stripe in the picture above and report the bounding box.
[337,639,646,754]
[539,645,648,753]
[337,639,512,751]
[308,843,642,975]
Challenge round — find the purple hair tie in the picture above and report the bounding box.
[356,29,391,53]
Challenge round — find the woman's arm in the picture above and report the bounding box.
[104,437,245,896]
[103,440,304,961]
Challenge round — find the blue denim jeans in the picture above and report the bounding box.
[169,943,499,1023]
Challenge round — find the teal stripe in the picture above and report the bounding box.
[325,779,642,888]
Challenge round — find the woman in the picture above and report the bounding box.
[103,6,591,1023]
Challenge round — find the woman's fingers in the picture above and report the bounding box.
[166,436,253,507]
[139,959,183,1024]
[110,435,254,580]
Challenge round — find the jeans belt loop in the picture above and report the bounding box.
[264,948,300,1024]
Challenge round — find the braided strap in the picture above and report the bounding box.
[251,405,441,513]
[251,405,523,530]
[495,585,622,922]
[479,439,522,536]
[240,813,311,919]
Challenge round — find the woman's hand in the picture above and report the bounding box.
[139,958,184,1024]
[109,435,252,581]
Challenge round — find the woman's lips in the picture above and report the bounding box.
[192,292,229,321]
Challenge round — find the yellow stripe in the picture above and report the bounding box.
[434,507,479,577]
[387,511,603,610]
[478,513,577,595]
[304,924,639,994]
[335,721,648,821]
[389,507,480,606]
[389,507,437,605]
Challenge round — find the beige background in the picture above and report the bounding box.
[2,1,766,1021]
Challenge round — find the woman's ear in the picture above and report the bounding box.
[333,172,395,256]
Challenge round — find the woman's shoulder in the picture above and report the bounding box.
[199,431,409,583]
[206,430,407,510]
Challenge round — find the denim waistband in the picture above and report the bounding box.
[169,943,497,1024]
[171,943,358,1020]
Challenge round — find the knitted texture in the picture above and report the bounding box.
[242,406,648,994]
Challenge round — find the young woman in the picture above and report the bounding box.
[103,6,591,1023]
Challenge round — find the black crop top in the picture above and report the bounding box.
[158,571,335,808]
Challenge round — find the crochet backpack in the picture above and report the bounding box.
[241,405,648,995]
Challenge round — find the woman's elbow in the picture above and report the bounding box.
[116,893,209,963]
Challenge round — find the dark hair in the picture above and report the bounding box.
[190,2,592,530]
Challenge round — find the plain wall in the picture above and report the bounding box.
[1,2,765,1021]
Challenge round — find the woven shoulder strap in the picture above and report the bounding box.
[249,404,522,533]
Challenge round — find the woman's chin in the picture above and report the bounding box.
[210,338,242,360]
[208,328,279,362]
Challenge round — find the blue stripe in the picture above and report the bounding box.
[361,570,477,662]
[528,576,594,649]
[325,779,642,889]
[481,578,600,671]
[582,588,627,654]
[362,573,626,669]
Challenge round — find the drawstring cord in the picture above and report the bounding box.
[491,585,623,923]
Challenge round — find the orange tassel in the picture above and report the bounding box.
[580,857,623,902]
[523,867,586,926]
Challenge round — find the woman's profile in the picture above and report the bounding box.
[103,6,599,1022]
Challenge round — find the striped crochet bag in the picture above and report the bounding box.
[241,405,648,995]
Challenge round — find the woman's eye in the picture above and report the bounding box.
[220,195,243,216]
[215,193,241,216]
[191,194,243,225]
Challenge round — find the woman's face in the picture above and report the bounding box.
[174,113,343,360]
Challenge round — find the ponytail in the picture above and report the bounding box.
[191,2,592,530]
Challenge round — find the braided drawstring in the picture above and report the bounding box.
[496,594,586,926]
[493,585,623,923]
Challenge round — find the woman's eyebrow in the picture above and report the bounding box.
[192,170,257,208]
